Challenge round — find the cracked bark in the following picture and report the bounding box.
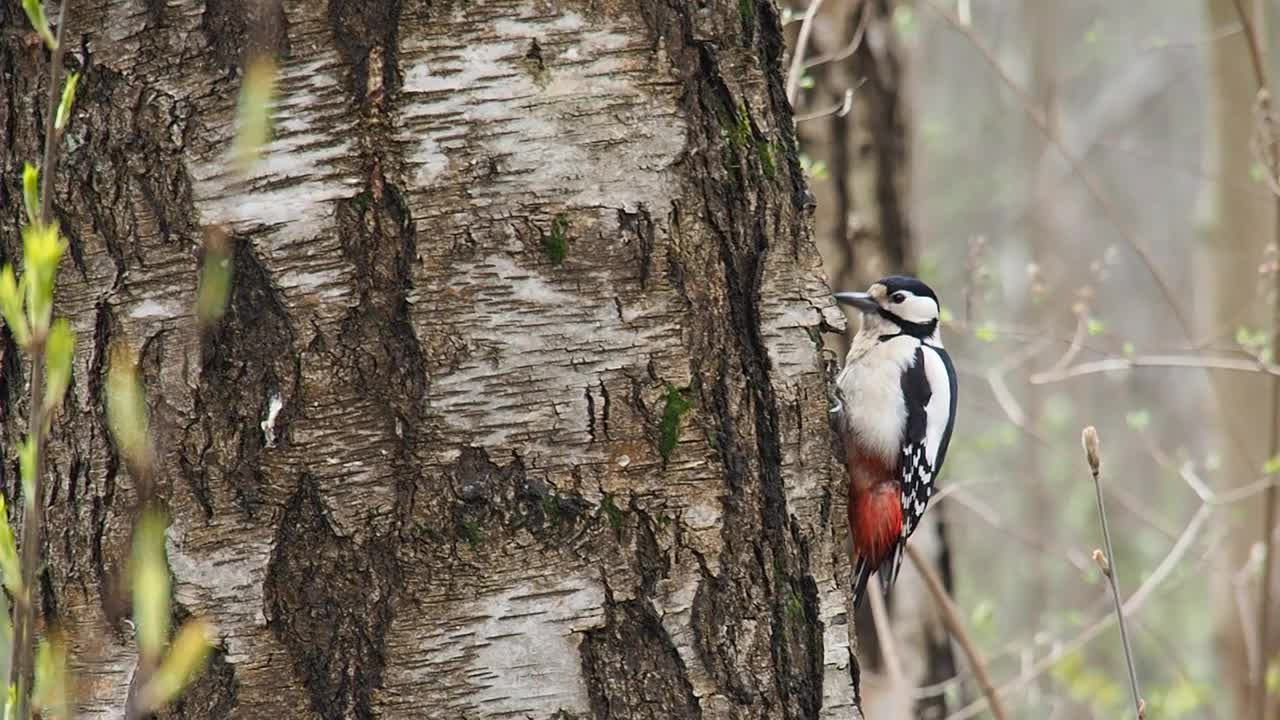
[1,0,862,718]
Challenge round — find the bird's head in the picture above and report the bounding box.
[834,275,941,341]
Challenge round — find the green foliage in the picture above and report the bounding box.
[459,518,484,549]
[106,343,155,473]
[1125,409,1151,432]
[974,322,998,343]
[1265,455,1280,476]
[21,165,39,228]
[0,265,30,347]
[0,498,21,597]
[54,72,78,131]
[1051,650,1125,714]
[132,509,171,662]
[196,229,233,326]
[1086,317,1106,336]
[799,153,828,180]
[43,319,73,412]
[758,140,778,179]
[21,0,55,50]
[599,493,624,531]
[544,215,570,265]
[786,590,804,623]
[658,384,693,462]
[31,634,68,720]
[1144,677,1212,718]
[141,618,214,712]
[1237,324,1271,361]
[232,56,278,174]
[21,222,66,335]
[18,437,37,503]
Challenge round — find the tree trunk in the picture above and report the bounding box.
[792,2,955,718]
[0,1,862,717]
[1199,1,1276,718]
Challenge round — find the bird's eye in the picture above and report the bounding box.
[891,293,906,304]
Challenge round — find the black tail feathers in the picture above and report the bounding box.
[851,545,905,610]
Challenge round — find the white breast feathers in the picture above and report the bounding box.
[836,334,921,463]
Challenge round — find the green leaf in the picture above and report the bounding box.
[1122,341,1135,357]
[106,342,154,475]
[195,229,233,326]
[142,617,214,711]
[1125,409,1151,432]
[18,436,37,508]
[22,164,39,227]
[131,508,171,662]
[55,72,79,131]
[1086,317,1105,336]
[231,55,278,174]
[974,322,998,343]
[659,384,694,462]
[0,266,30,348]
[1266,456,1280,476]
[938,305,954,324]
[22,0,56,51]
[43,319,74,412]
[0,497,21,597]
[21,222,66,335]
[31,632,68,719]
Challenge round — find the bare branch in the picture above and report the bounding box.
[1030,353,1280,384]
[906,543,1010,720]
[786,0,828,106]
[1082,427,1145,719]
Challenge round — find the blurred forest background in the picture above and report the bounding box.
[791,0,1280,718]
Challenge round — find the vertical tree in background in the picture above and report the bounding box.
[1199,1,1276,717]
[0,0,870,717]
[793,1,956,718]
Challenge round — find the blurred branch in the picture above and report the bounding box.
[1030,353,1280,384]
[925,0,1264,485]
[906,543,1010,720]
[786,0,827,105]
[922,1,1190,338]
[800,3,871,71]
[1229,5,1280,714]
[796,85,858,123]
[867,574,906,689]
[1082,428,1146,719]
[946,505,1211,720]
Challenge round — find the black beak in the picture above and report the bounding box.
[833,291,880,314]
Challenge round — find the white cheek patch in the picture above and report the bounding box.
[894,294,938,325]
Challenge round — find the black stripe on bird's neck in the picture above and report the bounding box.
[876,309,937,340]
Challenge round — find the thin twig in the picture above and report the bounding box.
[800,2,871,71]
[866,574,906,688]
[11,4,69,718]
[1229,2,1280,718]
[1082,427,1144,719]
[785,0,827,105]
[905,543,1009,720]
[1030,353,1280,384]
[795,85,859,123]
[945,505,1210,720]
[926,0,1263,484]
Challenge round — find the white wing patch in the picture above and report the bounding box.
[898,344,955,543]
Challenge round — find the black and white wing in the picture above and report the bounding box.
[882,343,957,593]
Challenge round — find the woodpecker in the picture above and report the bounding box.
[832,275,957,609]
